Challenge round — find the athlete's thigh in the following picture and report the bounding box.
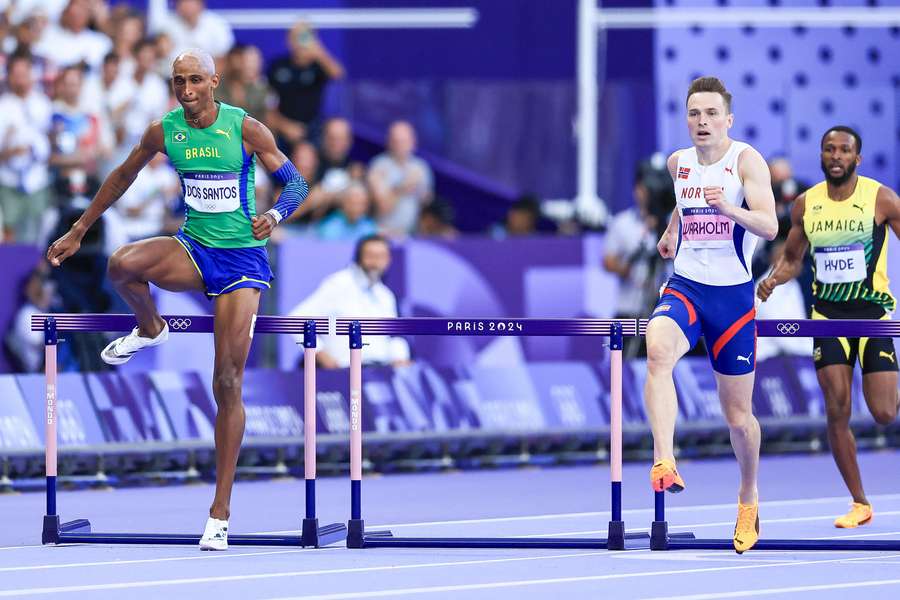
[213,287,261,370]
[699,283,755,376]
[114,236,205,293]
[647,289,701,359]
[860,337,899,418]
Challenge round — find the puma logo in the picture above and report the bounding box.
[879,351,895,363]
[736,353,752,364]
[215,128,231,141]
[853,203,864,213]
[724,167,733,175]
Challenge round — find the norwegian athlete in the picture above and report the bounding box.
[646,76,778,553]
[758,126,900,530]
[46,49,308,551]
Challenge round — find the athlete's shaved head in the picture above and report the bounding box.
[173,48,216,77]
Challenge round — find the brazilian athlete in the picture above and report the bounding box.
[758,126,900,529]
[47,49,308,550]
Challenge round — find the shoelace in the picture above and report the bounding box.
[736,505,756,530]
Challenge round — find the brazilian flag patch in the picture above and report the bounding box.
[172,130,188,144]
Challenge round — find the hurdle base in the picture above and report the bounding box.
[650,520,669,550]
[43,515,91,544]
[607,520,625,550]
[347,519,395,549]
[301,518,348,548]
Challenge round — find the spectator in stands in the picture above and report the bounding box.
[769,156,809,242]
[81,52,135,172]
[368,120,433,237]
[49,65,113,187]
[499,194,541,237]
[107,38,168,168]
[603,172,664,357]
[108,8,144,81]
[5,262,56,372]
[3,12,57,93]
[151,0,234,66]
[217,44,277,125]
[416,197,457,239]
[0,52,52,243]
[317,117,353,181]
[267,21,344,145]
[34,0,112,73]
[316,182,377,241]
[289,234,410,368]
[113,152,180,241]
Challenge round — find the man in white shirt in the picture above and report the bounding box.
[289,234,411,368]
[151,0,234,64]
[0,53,52,242]
[368,121,434,237]
[33,0,112,73]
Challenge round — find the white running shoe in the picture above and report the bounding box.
[199,517,229,551]
[100,323,169,365]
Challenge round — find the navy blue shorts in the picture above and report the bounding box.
[649,273,756,375]
[174,231,272,298]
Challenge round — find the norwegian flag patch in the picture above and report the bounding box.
[678,167,691,180]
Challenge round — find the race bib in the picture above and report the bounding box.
[182,172,240,213]
[815,243,866,284]
[680,207,733,248]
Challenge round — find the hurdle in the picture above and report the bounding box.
[34,313,346,547]
[646,318,900,552]
[340,317,671,550]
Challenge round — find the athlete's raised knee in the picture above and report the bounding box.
[107,243,143,283]
[871,405,897,425]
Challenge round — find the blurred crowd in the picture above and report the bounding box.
[0,0,817,372]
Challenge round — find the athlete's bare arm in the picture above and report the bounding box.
[875,184,900,239]
[657,151,682,259]
[757,193,809,301]
[47,122,165,266]
[242,116,292,240]
[707,147,778,241]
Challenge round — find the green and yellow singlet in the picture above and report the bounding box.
[804,175,895,311]
[162,102,263,248]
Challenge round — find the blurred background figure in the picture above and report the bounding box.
[49,65,113,194]
[289,234,410,369]
[34,0,111,73]
[368,120,433,238]
[416,196,457,239]
[267,21,344,146]
[0,52,52,243]
[112,151,180,242]
[494,194,541,238]
[316,182,377,242]
[217,43,276,124]
[4,261,56,372]
[151,0,234,66]
[602,167,665,357]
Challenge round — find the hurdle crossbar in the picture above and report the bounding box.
[638,318,900,552]
[343,318,655,550]
[35,314,345,548]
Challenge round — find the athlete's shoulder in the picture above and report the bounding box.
[667,147,693,177]
[218,101,247,118]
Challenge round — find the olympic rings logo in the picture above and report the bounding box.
[776,322,800,335]
[168,318,193,330]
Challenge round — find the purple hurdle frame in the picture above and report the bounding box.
[644,318,900,552]
[35,314,345,547]
[342,317,650,550]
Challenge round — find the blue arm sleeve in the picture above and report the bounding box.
[268,161,309,222]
